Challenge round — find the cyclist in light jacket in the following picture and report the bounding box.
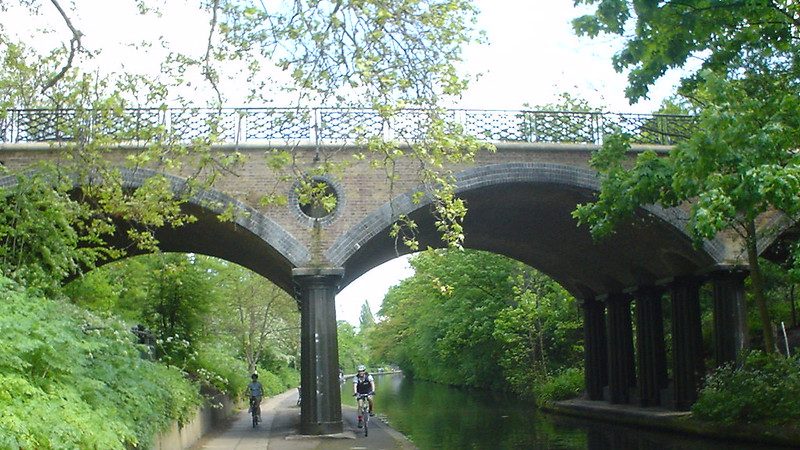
[247,373,263,417]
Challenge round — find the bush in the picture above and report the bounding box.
[0,277,202,449]
[193,345,249,399]
[258,367,300,397]
[535,368,585,406]
[692,351,800,425]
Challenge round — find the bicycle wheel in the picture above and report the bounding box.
[363,405,369,437]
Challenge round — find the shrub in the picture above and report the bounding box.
[258,367,300,397]
[0,277,202,449]
[692,351,800,425]
[535,367,585,406]
[193,345,248,399]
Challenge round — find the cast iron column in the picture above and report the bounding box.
[670,277,705,410]
[582,297,608,401]
[711,269,749,365]
[606,293,636,404]
[634,286,668,406]
[293,267,344,435]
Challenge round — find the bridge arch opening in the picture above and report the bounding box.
[328,162,745,412]
[332,163,719,299]
[11,166,312,294]
[63,251,302,396]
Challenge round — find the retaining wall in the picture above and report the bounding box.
[151,393,236,450]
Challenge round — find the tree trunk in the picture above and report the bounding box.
[745,219,775,352]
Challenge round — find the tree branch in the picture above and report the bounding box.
[42,0,84,93]
[203,0,223,106]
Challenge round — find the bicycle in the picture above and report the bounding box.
[354,392,373,437]
[249,396,261,428]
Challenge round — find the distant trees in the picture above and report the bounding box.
[338,321,370,373]
[370,249,583,399]
[494,271,583,393]
[66,254,300,383]
[210,262,299,374]
[360,301,376,331]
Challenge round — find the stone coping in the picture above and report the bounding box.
[547,399,800,448]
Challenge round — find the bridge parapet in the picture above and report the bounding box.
[0,107,696,146]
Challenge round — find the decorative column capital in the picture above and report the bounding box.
[292,267,345,278]
[633,284,664,297]
[706,266,748,281]
[604,291,633,305]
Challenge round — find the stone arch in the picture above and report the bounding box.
[1,167,308,292]
[755,210,799,264]
[329,163,723,297]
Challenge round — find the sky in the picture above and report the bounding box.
[334,1,682,326]
[10,0,680,114]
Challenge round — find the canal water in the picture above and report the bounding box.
[342,372,787,450]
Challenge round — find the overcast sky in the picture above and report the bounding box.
[334,1,682,326]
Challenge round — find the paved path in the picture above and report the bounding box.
[191,389,416,450]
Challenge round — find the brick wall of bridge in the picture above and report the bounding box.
[0,141,625,261]
[2,140,775,298]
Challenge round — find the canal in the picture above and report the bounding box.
[342,372,787,450]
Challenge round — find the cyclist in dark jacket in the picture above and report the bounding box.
[352,364,375,422]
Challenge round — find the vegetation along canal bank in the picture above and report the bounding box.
[350,249,800,449]
[343,372,794,450]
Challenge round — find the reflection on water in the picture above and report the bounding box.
[342,373,788,450]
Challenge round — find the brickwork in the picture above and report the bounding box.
[0,140,758,297]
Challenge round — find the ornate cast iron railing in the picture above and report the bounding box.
[0,107,696,146]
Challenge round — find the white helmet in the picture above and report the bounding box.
[357,364,366,372]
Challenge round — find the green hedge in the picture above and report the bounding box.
[0,278,202,449]
[534,367,585,406]
[693,351,800,425]
[193,345,249,399]
[259,366,300,397]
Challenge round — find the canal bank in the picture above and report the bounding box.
[548,399,800,449]
[190,387,417,450]
[341,372,800,449]
[192,373,799,449]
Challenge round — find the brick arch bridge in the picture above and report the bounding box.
[1,107,793,434]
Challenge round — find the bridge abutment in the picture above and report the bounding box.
[669,277,705,411]
[583,271,749,411]
[582,297,609,401]
[634,286,668,407]
[606,293,636,404]
[711,269,749,365]
[293,267,344,435]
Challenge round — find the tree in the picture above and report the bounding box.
[371,249,584,394]
[571,1,800,103]
[68,254,300,372]
[0,168,118,295]
[372,249,522,388]
[338,321,369,372]
[209,261,299,373]
[127,254,213,365]
[571,1,800,351]
[1,0,488,265]
[359,300,376,331]
[493,271,582,396]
